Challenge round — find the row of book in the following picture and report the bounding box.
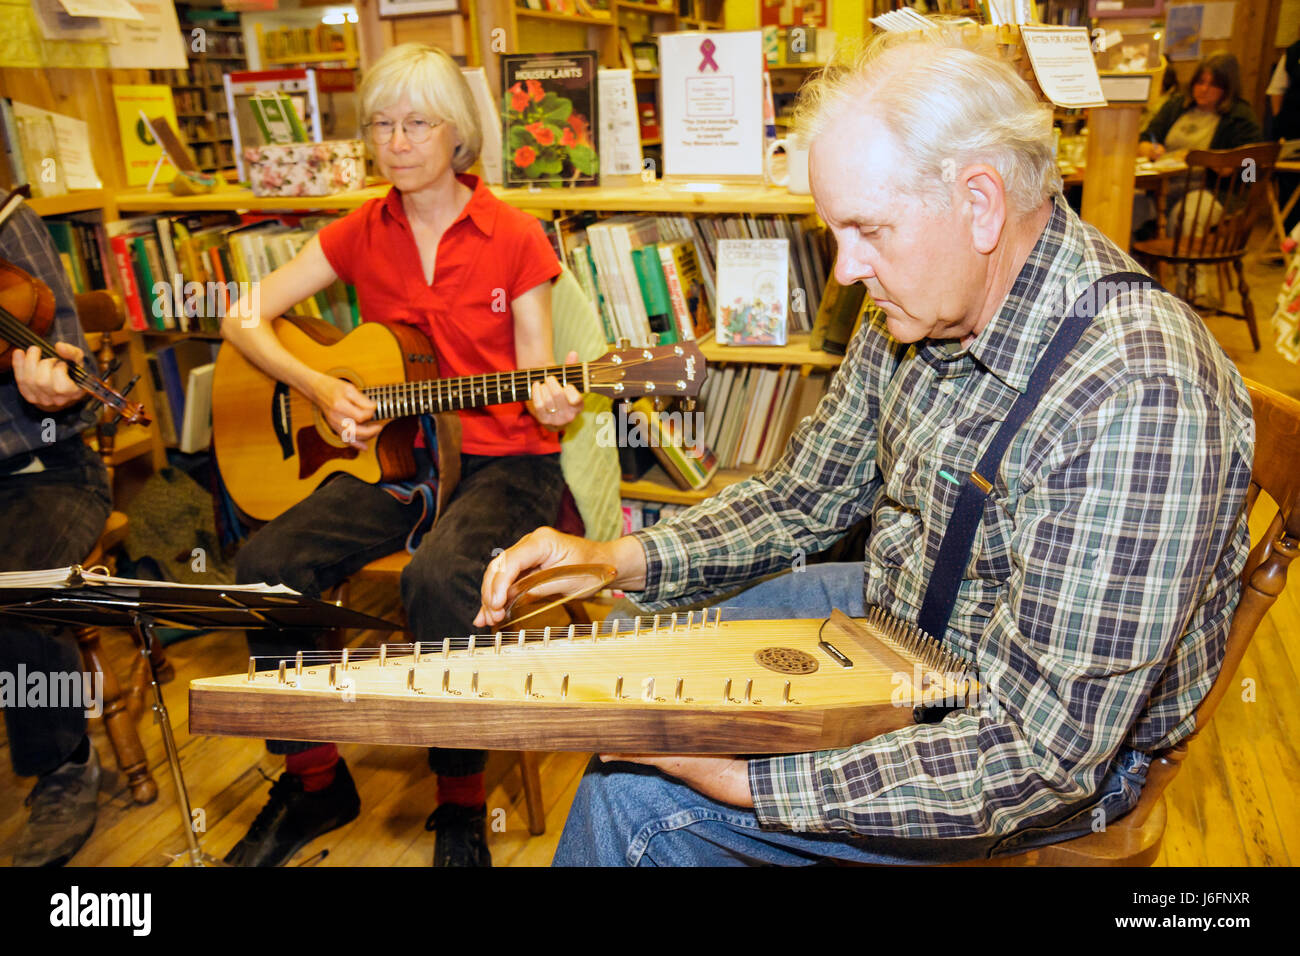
[620,498,690,535]
[98,212,358,334]
[545,210,832,349]
[515,0,613,16]
[45,216,114,296]
[145,340,220,453]
[696,365,831,472]
[1,98,65,197]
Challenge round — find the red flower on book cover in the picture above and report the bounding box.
[513,146,537,168]
[526,79,545,102]
[525,122,555,146]
[508,82,531,113]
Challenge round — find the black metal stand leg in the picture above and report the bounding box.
[132,614,225,867]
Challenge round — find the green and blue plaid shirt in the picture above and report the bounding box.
[630,196,1254,839]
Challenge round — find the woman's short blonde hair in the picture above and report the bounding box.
[360,43,481,173]
[793,25,1061,216]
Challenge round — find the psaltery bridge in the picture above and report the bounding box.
[189,609,979,754]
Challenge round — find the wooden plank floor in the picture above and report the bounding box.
[2,242,1298,868]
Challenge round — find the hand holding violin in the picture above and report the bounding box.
[12,341,87,411]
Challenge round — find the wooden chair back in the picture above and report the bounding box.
[1163,142,1281,260]
[984,379,1300,865]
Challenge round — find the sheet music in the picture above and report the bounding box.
[0,567,299,593]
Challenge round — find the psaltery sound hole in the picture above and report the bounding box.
[754,647,819,675]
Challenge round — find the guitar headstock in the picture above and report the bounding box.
[587,341,706,400]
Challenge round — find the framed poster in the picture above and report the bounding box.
[501,50,600,188]
[660,31,764,181]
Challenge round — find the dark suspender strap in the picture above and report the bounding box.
[915,272,1156,644]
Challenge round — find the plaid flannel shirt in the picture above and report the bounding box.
[630,196,1254,839]
[0,203,97,464]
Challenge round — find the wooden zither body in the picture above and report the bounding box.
[189,610,978,753]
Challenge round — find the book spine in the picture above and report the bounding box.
[110,234,147,331]
[657,244,694,341]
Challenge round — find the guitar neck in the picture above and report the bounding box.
[364,362,586,419]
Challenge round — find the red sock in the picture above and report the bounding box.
[437,772,485,808]
[286,743,339,793]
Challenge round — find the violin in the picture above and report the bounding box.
[0,255,150,427]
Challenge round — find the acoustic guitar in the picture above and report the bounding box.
[212,316,705,522]
[189,608,979,753]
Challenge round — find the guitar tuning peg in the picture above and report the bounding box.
[652,397,665,412]
[681,398,696,412]
[616,337,630,350]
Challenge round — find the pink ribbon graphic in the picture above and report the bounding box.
[699,38,718,72]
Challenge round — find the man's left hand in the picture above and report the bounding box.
[528,349,583,431]
[598,753,755,808]
[11,342,86,412]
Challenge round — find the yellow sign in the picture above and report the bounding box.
[112,84,180,186]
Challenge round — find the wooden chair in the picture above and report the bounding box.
[972,379,1299,865]
[73,289,171,805]
[1132,142,1282,351]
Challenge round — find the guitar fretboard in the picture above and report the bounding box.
[365,364,582,419]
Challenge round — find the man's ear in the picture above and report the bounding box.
[961,165,1007,255]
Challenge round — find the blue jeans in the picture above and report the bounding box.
[553,563,1151,866]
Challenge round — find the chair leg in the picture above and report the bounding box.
[77,625,158,805]
[1233,258,1262,350]
[518,751,546,836]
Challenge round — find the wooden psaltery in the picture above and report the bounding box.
[189,610,979,754]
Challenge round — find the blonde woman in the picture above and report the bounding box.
[220,43,581,868]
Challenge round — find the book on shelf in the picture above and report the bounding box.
[501,51,600,188]
[180,361,216,454]
[247,93,309,146]
[714,238,790,347]
[696,363,830,473]
[630,397,718,492]
[809,275,867,355]
[636,91,660,141]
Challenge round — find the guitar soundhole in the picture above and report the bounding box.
[754,647,819,675]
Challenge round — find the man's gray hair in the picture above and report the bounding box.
[793,26,1062,215]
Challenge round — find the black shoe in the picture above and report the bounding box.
[224,759,360,867]
[426,803,492,867]
[14,745,101,867]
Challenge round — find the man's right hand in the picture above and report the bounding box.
[475,528,648,629]
[311,374,381,446]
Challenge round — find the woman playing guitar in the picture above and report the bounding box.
[219,43,582,868]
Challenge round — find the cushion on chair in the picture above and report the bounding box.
[550,267,623,542]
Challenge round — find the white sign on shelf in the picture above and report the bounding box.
[597,68,643,179]
[660,31,764,181]
[108,0,187,71]
[461,68,502,185]
[1019,26,1107,110]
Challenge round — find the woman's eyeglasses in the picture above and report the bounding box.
[363,117,444,145]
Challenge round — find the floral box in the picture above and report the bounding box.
[244,140,366,197]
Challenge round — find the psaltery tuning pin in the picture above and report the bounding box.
[328,664,337,689]
[744,679,753,705]
[247,658,255,682]
[783,681,792,704]
[517,631,525,649]
[277,661,287,684]
[543,626,551,648]
[495,632,503,655]
[675,678,684,703]
[670,613,678,633]
[379,644,387,667]
[642,676,655,701]
[561,674,569,699]
[568,623,576,643]
[442,669,451,694]
[524,673,534,697]
[723,678,732,703]
[414,641,422,663]
[472,671,480,696]
[295,651,303,678]
[407,667,416,692]
[442,638,450,659]
[341,648,349,671]
[615,676,624,700]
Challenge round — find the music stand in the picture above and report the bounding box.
[0,568,400,867]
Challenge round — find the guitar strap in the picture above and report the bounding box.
[915,271,1158,644]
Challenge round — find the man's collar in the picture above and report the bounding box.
[959,196,1080,393]
[380,173,497,236]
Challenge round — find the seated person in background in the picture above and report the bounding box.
[477,28,1254,866]
[1,202,112,866]
[1139,52,1262,162]
[218,43,582,868]
[1135,53,1263,295]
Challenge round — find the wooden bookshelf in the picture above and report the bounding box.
[112,182,817,216]
[27,190,114,218]
[699,333,842,369]
[620,464,754,505]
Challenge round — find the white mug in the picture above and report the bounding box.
[766,136,810,195]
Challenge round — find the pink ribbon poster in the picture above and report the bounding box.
[659,31,764,180]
